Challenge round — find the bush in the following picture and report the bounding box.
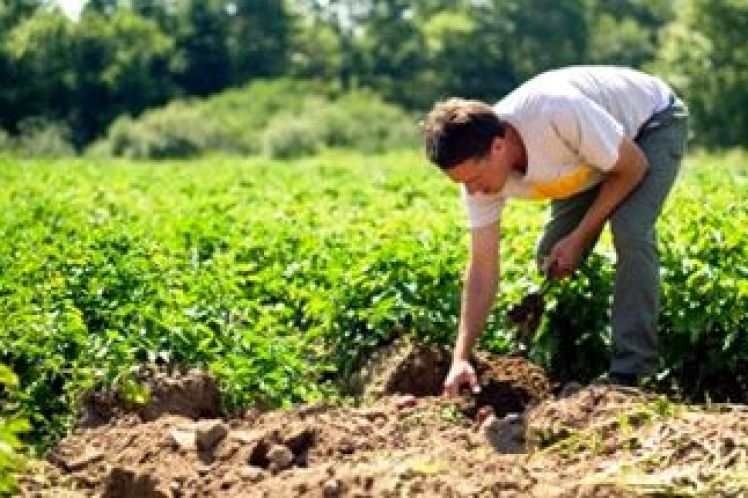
[260,92,419,159]
[1,118,76,158]
[0,129,10,155]
[100,102,233,159]
[93,79,418,159]
[262,114,322,159]
[315,92,419,152]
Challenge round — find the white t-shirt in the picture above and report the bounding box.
[463,66,674,228]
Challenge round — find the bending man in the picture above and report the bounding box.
[422,66,688,391]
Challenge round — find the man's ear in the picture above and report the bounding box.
[490,135,505,156]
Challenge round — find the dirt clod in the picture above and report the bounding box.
[103,466,167,498]
[81,368,220,427]
[267,444,294,472]
[195,419,228,451]
[481,412,526,454]
[323,477,341,497]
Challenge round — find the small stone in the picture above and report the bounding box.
[229,429,264,444]
[481,412,526,454]
[323,478,341,497]
[394,394,417,410]
[171,425,197,451]
[61,449,105,472]
[558,381,583,398]
[195,420,229,451]
[238,466,265,482]
[474,405,495,427]
[266,444,294,470]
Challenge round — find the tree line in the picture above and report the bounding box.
[0,0,745,150]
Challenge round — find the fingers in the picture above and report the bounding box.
[443,370,481,397]
[442,376,459,397]
[444,375,460,398]
[469,372,481,394]
[543,252,573,278]
[542,257,562,278]
[540,255,556,276]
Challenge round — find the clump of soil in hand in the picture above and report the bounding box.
[506,291,544,336]
[506,282,550,347]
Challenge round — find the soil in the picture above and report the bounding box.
[16,339,748,497]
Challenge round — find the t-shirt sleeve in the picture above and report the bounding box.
[550,95,625,172]
[461,185,506,228]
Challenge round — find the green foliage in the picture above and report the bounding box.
[0,0,745,149]
[9,118,75,158]
[104,102,225,159]
[653,0,748,147]
[656,152,748,400]
[0,149,745,454]
[0,118,75,158]
[262,114,321,159]
[586,0,673,67]
[0,364,29,496]
[94,80,418,159]
[316,92,420,152]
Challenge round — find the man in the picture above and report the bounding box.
[422,66,688,393]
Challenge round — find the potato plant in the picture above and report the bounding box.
[0,150,745,451]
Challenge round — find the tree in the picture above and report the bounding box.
[586,0,673,67]
[654,0,748,146]
[73,10,175,143]
[354,0,430,108]
[3,9,174,145]
[0,0,47,130]
[3,11,76,128]
[417,0,589,106]
[171,0,232,96]
[225,0,293,82]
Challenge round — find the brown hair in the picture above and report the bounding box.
[422,98,505,170]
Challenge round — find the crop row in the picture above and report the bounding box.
[0,150,746,451]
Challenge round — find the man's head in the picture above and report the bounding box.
[422,98,520,195]
[422,98,505,170]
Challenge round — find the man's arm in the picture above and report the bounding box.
[444,221,499,395]
[549,137,649,276]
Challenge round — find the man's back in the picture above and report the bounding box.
[499,65,673,138]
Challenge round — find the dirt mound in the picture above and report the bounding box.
[351,337,551,419]
[79,368,220,427]
[16,347,748,497]
[524,387,748,496]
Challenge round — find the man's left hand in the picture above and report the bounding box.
[546,232,585,278]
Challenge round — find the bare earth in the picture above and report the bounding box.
[16,339,748,497]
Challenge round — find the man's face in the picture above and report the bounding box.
[445,137,512,195]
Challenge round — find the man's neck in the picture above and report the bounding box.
[506,125,528,174]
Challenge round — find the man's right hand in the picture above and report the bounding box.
[443,359,481,397]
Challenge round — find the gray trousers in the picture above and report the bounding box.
[536,98,689,376]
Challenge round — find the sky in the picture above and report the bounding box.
[56,0,86,20]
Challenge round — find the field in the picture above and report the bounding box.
[1,149,747,496]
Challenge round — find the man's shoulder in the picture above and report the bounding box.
[495,86,578,124]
